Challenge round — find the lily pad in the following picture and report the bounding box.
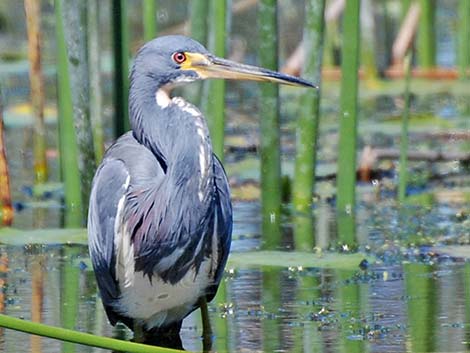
[227,250,373,270]
[0,228,87,245]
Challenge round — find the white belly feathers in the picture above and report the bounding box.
[116,259,213,328]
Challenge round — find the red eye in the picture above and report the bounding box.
[172,52,186,64]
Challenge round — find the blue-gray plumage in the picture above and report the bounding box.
[87,35,314,345]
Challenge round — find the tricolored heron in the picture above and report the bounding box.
[87,35,314,346]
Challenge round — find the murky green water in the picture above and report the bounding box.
[1,199,470,352]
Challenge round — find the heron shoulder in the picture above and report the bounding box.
[103,132,166,186]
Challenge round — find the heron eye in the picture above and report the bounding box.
[172,52,187,64]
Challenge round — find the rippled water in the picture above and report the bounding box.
[1,199,469,352]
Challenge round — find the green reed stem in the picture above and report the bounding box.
[337,211,357,248]
[143,0,157,41]
[336,0,360,216]
[0,314,183,353]
[293,212,315,252]
[293,0,325,250]
[262,268,281,352]
[398,53,412,202]
[112,0,130,136]
[293,275,322,352]
[213,280,229,353]
[259,0,281,247]
[88,0,104,162]
[458,0,470,79]
[337,270,363,353]
[404,263,437,352]
[203,0,227,161]
[190,0,209,45]
[61,247,80,353]
[187,0,209,105]
[417,0,436,68]
[55,0,83,228]
[198,296,212,351]
[61,0,96,214]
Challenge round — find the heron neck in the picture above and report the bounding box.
[129,74,213,184]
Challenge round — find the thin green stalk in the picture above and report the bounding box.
[337,270,363,353]
[143,0,157,41]
[61,247,80,353]
[0,314,184,353]
[200,297,213,351]
[458,0,470,79]
[213,280,229,353]
[55,0,83,228]
[293,213,314,252]
[404,263,437,352]
[337,212,356,248]
[259,0,281,248]
[112,0,130,136]
[417,0,435,68]
[294,276,322,353]
[203,0,227,161]
[293,0,325,250]
[190,0,209,45]
[187,0,209,105]
[262,268,281,352]
[88,0,104,162]
[398,53,412,202]
[25,0,48,183]
[61,0,96,214]
[336,0,360,219]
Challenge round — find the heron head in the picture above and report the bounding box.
[132,35,316,89]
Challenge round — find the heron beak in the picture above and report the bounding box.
[182,52,317,88]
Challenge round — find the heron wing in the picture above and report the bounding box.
[206,154,233,301]
[87,158,130,325]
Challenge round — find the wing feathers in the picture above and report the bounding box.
[87,159,130,324]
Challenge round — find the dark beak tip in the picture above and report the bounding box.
[296,80,318,89]
[302,81,318,89]
[298,77,318,89]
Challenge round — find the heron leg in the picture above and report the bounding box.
[133,321,145,343]
[199,296,213,352]
[143,321,183,349]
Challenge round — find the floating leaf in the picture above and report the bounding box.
[228,250,373,270]
[0,228,87,245]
